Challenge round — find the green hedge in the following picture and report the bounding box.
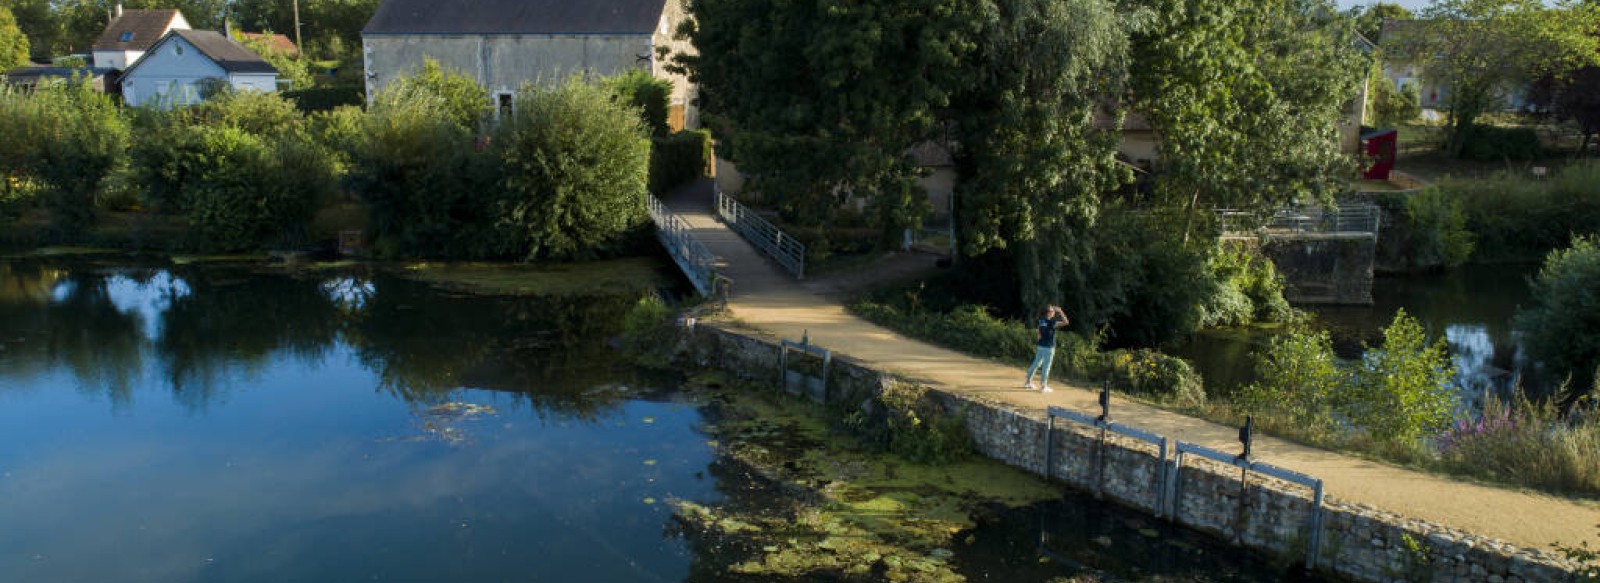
[282,85,365,113]
[649,130,711,194]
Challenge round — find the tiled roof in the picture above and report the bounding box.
[237,32,299,56]
[363,0,667,35]
[92,9,182,51]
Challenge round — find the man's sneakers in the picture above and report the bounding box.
[1040,386,1053,393]
[1023,381,1035,389]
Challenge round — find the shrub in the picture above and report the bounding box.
[0,80,128,232]
[1062,208,1218,347]
[491,75,651,260]
[604,68,673,137]
[1459,125,1543,161]
[1516,235,1600,392]
[1237,325,1343,432]
[1403,187,1475,269]
[181,90,303,137]
[1372,75,1420,128]
[175,128,336,251]
[1443,161,1600,263]
[1347,309,1458,444]
[649,130,711,194]
[1103,349,1206,406]
[348,90,495,258]
[620,295,678,369]
[379,59,488,131]
[283,85,365,113]
[1200,244,1292,327]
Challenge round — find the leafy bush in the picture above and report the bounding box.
[1103,349,1206,406]
[1371,75,1420,128]
[1349,309,1458,444]
[1237,325,1343,432]
[1460,125,1543,161]
[604,68,672,137]
[180,90,304,137]
[1444,161,1600,263]
[649,130,711,194]
[0,80,128,232]
[378,59,488,131]
[1516,235,1600,392]
[1403,187,1475,269]
[620,295,678,368]
[491,75,651,260]
[348,90,496,258]
[1200,244,1292,327]
[283,85,365,113]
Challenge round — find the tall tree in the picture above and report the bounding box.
[1130,0,1365,226]
[1353,2,1415,41]
[0,0,52,59]
[681,0,982,233]
[0,6,28,68]
[952,0,1134,308]
[1388,0,1600,156]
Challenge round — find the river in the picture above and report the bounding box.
[0,256,1330,582]
[1172,263,1547,405]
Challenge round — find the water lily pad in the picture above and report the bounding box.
[642,417,656,424]
[1139,528,1160,538]
[643,459,657,466]
[642,497,657,505]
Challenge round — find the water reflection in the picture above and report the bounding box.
[1173,264,1548,401]
[0,257,640,413]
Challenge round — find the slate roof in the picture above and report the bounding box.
[92,9,183,51]
[363,0,667,35]
[123,30,278,77]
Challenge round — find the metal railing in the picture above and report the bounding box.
[779,333,831,402]
[646,195,719,297]
[714,185,806,279]
[1173,441,1326,569]
[1219,203,1381,237]
[1047,405,1171,517]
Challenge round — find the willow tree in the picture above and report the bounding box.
[953,0,1137,309]
[681,0,983,234]
[1131,0,1364,227]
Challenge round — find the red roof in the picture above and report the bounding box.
[236,32,298,56]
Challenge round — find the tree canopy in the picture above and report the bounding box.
[1352,2,1414,41]
[1388,0,1600,156]
[1129,0,1365,217]
[681,0,981,228]
[0,6,28,69]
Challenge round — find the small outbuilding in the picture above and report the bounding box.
[119,29,279,108]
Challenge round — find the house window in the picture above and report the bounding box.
[496,92,514,119]
[120,32,134,42]
[175,44,184,56]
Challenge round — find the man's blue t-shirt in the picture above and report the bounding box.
[1037,316,1063,347]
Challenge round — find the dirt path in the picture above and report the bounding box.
[664,180,1600,552]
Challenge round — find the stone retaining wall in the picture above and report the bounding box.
[679,321,1585,582]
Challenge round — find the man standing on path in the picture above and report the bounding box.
[1024,305,1069,392]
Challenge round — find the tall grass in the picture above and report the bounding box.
[1435,388,1600,496]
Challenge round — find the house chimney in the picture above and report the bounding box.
[114,3,122,18]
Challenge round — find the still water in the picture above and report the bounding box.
[0,257,1326,582]
[1174,263,1543,402]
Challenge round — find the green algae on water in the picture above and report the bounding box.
[398,257,671,296]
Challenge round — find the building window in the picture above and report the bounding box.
[119,32,134,42]
[496,92,514,119]
[175,44,184,56]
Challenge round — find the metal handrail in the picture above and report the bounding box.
[646,195,718,297]
[714,185,806,279]
[1219,203,1381,237]
[1174,440,1326,568]
[1047,405,1171,517]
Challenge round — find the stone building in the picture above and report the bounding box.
[361,0,697,129]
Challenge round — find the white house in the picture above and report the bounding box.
[361,0,698,129]
[91,6,190,70]
[120,29,279,108]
